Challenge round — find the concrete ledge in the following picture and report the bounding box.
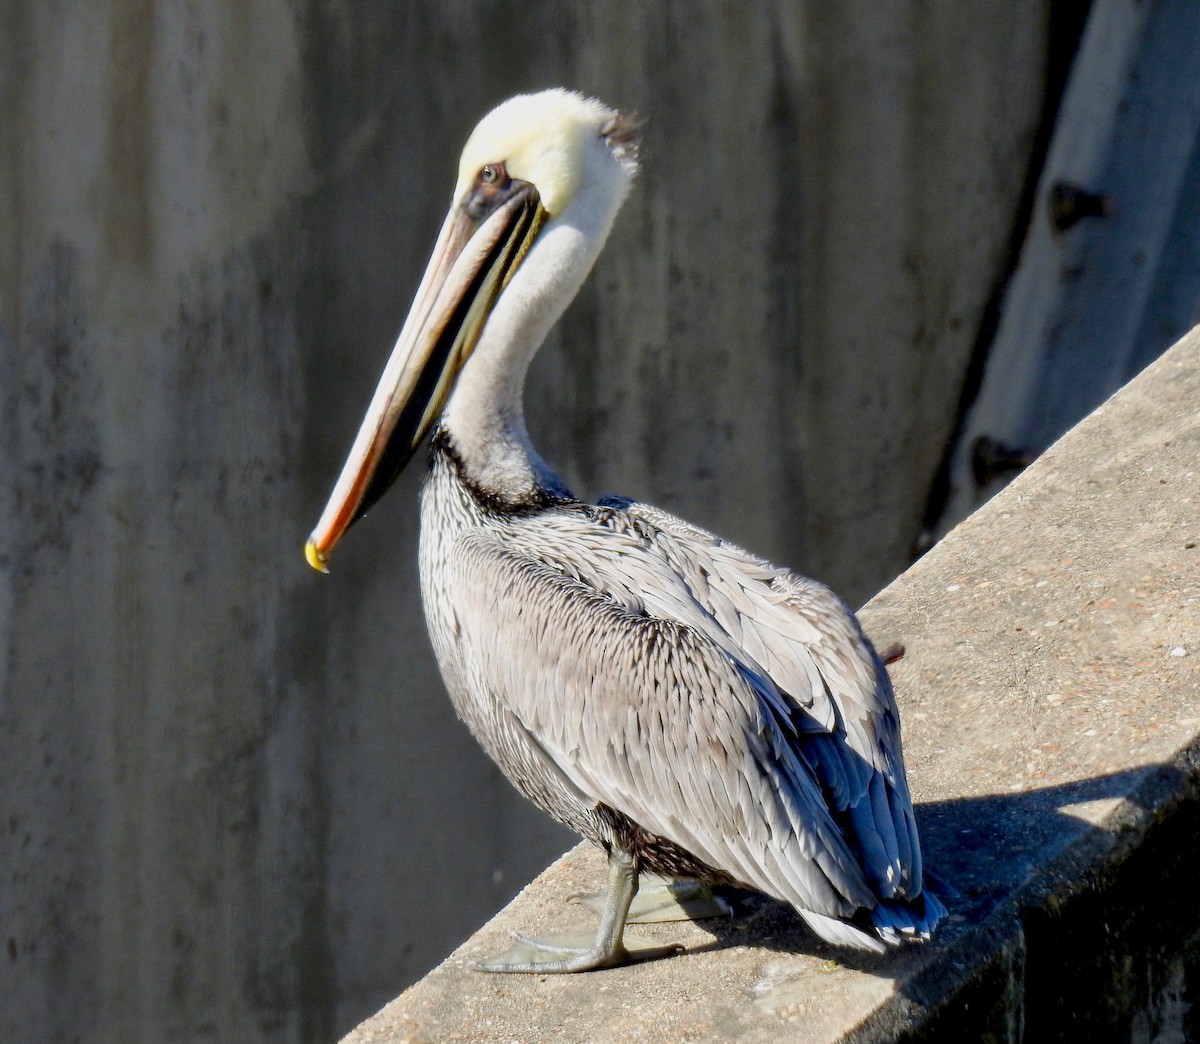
[343,328,1200,1042]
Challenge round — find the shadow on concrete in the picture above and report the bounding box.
[671,759,1200,1039]
[685,761,1186,955]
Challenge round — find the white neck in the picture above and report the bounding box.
[442,184,626,499]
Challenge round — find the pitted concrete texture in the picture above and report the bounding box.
[343,327,1200,1043]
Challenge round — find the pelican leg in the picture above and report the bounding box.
[472,846,683,973]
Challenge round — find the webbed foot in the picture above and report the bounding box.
[468,845,686,974]
[471,930,682,974]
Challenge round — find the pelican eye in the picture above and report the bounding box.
[479,162,507,186]
[466,162,516,221]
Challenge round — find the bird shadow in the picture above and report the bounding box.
[666,760,1190,977]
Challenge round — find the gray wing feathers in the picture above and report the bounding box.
[622,512,905,737]
[451,502,923,926]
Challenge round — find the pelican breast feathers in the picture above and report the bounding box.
[448,497,924,935]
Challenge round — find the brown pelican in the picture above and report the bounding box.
[306,89,945,972]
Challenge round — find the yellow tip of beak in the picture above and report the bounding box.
[305,540,329,574]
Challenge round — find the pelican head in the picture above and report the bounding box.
[306,89,640,571]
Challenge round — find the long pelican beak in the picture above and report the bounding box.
[305,184,545,572]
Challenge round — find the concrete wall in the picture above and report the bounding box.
[0,3,1050,1040]
[935,0,1200,535]
[341,323,1200,1044]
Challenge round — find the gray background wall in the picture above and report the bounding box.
[0,2,1137,1041]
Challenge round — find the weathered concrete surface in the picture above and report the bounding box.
[0,4,1054,1040]
[939,0,1200,535]
[343,330,1200,1042]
